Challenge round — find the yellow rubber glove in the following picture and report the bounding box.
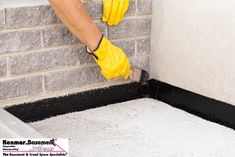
[102,0,129,26]
[87,36,130,80]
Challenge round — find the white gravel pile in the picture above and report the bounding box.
[30,98,235,157]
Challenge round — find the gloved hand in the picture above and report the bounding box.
[102,0,129,26]
[87,36,130,80]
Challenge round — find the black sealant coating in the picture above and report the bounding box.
[5,82,147,123]
[149,80,235,130]
[5,79,235,130]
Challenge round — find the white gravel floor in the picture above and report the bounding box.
[29,98,235,157]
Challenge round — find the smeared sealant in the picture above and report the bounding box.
[30,98,235,157]
[6,82,146,123]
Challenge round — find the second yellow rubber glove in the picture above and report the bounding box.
[87,36,130,80]
[102,0,129,26]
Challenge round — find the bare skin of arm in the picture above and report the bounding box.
[48,0,141,81]
[48,0,102,51]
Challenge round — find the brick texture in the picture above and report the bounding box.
[5,6,59,29]
[84,1,102,20]
[43,26,80,47]
[130,57,149,71]
[0,76,43,100]
[9,47,79,75]
[0,0,151,102]
[0,10,5,30]
[137,0,152,15]
[45,66,104,92]
[126,0,137,16]
[0,30,41,54]
[96,21,107,37]
[112,39,135,57]
[77,46,96,65]
[136,38,151,56]
[43,22,106,47]
[84,0,137,20]
[108,18,151,39]
[0,57,6,77]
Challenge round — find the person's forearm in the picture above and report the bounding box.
[49,0,102,50]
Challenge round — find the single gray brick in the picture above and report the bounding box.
[84,1,102,20]
[43,26,80,47]
[108,18,151,39]
[0,75,43,100]
[0,10,5,30]
[112,39,135,57]
[77,46,96,65]
[130,57,149,71]
[0,57,6,77]
[45,66,104,92]
[137,0,152,15]
[136,38,150,56]
[9,47,79,75]
[126,0,137,16]
[5,5,59,29]
[0,30,41,54]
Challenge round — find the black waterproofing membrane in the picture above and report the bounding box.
[5,79,235,130]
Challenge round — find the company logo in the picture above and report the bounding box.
[0,138,69,157]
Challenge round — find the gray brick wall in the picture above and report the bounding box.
[136,38,151,56]
[45,66,104,92]
[137,0,152,15]
[9,47,79,75]
[108,18,151,39]
[5,6,59,29]
[0,0,152,103]
[0,57,6,77]
[0,76,43,100]
[0,10,5,31]
[0,30,42,54]
[112,40,135,57]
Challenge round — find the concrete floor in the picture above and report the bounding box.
[30,98,235,157]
